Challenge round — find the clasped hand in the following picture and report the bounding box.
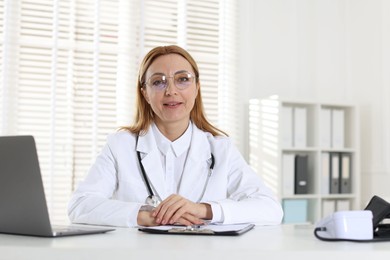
[138,194,212,226]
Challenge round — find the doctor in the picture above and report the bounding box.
[68,45,283,227]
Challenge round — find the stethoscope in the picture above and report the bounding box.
[136,143,215,208]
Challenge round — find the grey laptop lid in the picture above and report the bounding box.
[0,135,114,237]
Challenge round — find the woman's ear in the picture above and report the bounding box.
[141,87,150,104]
[195,81,200,97]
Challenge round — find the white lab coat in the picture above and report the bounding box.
[68,124,283,227]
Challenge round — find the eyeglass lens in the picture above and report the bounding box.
[147,71,195,91]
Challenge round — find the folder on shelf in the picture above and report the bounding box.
[282,199,308,224]
[330,153,340,194]
[320,108,332,148]
[282,153,295,196]
[281,106,293,147]
[321,152,330,194]
[340,153,352,194]
[336,199,350,211]
[322,200,335,218]
[331,109,345,148]
[294,154,308,194]
[293,107,307,147]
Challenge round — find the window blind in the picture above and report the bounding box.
[140,0,238,139]
[16,0,72,222]
[0,0,239,224]
[0,0,5,131]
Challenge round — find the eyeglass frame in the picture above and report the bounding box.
[142,70,197,91]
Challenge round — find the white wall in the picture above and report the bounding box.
[239,0,390,207]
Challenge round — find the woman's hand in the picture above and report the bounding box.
[137,210,159,226]
[151,194,213,225]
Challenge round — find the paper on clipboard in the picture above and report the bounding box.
[138,223,255,236]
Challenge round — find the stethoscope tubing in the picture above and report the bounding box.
[136,150,154,198]
[196,154,214,202]
[136,144,215,204]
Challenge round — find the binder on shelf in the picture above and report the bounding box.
[322,200,335,218]
[320,108,332,148]
[336,199,350,211]
[254,98,359,226]
[321,152,330,194]
[330,153,340,194]
[340,153,352,194]
[293,107,307,147]
[282,153,295,196]
[294,154,308,194]
[282,199,308,224]
[331,109,345,148]
[281,106,293,147]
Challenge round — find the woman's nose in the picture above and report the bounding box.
[164,78,178,95]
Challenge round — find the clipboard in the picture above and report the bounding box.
[138,223,255,236]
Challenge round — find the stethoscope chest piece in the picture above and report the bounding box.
[145,195,161,207]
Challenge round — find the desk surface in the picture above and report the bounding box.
[1,224,390,260]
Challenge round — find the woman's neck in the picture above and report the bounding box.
[154,120,190,141]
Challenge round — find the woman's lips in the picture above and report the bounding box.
[163,102,182,107]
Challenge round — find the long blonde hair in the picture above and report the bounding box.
[122,45,227,137]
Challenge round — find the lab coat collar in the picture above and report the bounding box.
[152,122,192,158]
[177,124,213,200]
[170,122,192,157]
[136,126,157,154]
[136,122,213,201]
[136,126,168,200]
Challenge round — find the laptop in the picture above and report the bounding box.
[0,135,115,237]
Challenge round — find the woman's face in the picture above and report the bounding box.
[142,54,199,129]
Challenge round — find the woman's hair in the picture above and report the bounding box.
[121,45,227,137]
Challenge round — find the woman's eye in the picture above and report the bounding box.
[178,77,189,82]
[152,80,162,86]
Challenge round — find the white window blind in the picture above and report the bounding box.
[140,0,238,135]
[0,0,5,130]
[0,0,239,224]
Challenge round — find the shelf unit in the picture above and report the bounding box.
[248,96,360,224]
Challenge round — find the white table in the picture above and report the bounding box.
[1,224,389,260]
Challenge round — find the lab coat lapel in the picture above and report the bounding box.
[136,130,168,200]
[177,126,212,201]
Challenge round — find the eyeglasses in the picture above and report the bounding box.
[144,70,196,91]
